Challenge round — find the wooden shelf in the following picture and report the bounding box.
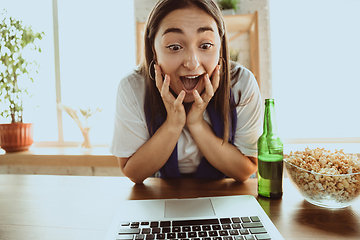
[223,13,255,32]
[223,12,260,86]
[0,146,123,176]
[0,146,117,167]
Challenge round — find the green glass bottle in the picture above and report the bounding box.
[257,99,283,199]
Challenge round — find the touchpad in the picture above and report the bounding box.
[164,198,215,218]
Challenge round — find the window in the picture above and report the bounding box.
[269,0,360,143]
[1,0,135,146]
[1,0,57,140]
[5,0,358,148]
[56,0,135,145]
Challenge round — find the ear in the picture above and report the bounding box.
[151,44,157,61]
[218,57,225,74]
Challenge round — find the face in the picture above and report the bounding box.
[154,6,221,103]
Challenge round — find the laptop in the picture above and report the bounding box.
[105,195,284,240]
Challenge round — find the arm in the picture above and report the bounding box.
[187,66,260,181]
[119,67,186,184]
[187,119,257,182]
[119,118,182,184]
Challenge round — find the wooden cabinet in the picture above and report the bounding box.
[136,11,260,86]
[223,12,260,86]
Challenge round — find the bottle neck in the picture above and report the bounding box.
[263,100,277,134]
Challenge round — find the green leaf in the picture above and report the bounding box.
[0,9,43,123]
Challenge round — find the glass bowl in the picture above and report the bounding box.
[284,158,360,208]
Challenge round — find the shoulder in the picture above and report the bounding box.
[229,61,259,103]
[116,69,147,106]
[118,69,146,91]
[230,61,256,86]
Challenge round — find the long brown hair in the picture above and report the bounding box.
[138,0,232,142]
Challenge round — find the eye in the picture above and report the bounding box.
[200,43,214,50]
[166,44,182,51]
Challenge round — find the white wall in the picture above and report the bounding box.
[269,0,360,141]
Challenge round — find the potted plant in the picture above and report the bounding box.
[217,0,240,15]
[0,10,44,152]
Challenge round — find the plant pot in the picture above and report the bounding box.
[0,123,34,153]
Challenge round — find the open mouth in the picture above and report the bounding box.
[180,74,205,92]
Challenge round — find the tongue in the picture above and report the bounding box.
[182,78,198,90]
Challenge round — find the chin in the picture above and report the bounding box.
[183,94,195,103]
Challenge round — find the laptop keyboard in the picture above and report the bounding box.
[117,217,271,240]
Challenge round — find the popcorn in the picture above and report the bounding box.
[285,148,360,205]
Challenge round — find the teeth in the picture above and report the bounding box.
[185,76,198,79]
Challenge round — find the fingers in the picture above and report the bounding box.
[200,65,220,104]
[203,74,214,102]
[155,63,221,106]
[193,90,202,105]
[175,90,186,107]
[160,74,171,99]
[154,64,163,91]
[212,65,220,91]
[155,64,171,101]
[193,75,211,105]
[154,64,184,106]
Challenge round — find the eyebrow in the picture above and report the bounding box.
[162,26,214,36]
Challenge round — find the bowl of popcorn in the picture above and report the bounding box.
[284,148,360,208]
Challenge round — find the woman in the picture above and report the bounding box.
[110,0,262,183]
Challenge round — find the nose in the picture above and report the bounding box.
[183,49,200,70]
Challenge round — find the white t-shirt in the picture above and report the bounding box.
[110,63,263,174]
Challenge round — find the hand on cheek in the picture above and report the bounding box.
[187,65,221,126]
[198,64,220,104]
[154,64,186,128]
